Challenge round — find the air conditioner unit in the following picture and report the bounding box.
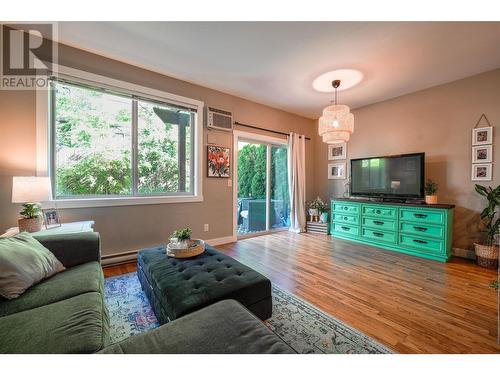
[206,106,233,132]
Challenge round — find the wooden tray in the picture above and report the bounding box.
[167,239,205,258]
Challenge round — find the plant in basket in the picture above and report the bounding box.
[474,184,500,269]
[171,228,192,247]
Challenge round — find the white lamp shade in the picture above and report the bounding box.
[12,176,52,203]
[322,131,351,144]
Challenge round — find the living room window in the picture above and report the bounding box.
[38,65,204,208]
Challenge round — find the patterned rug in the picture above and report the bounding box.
[104,273,392,354]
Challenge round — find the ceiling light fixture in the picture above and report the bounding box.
[318,80,354,144]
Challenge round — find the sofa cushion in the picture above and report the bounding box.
[0,292,110,354]
[100,300,294,354]
[138,245,272,322]
[0,261,103,317]
[0,232,65,299]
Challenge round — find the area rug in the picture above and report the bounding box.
[104,273,392,354]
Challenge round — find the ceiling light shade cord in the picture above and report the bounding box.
[318,80,354,144]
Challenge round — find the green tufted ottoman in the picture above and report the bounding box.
[137,245,272,324]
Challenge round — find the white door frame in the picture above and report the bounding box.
[232,130,288,239]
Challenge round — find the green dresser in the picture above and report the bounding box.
[330,199,454,262]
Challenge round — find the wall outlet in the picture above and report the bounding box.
[204,224,209,232]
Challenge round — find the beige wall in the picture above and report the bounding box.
[314,68,500,251]
[0,43,316,256]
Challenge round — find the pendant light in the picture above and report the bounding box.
[318,80,354,144]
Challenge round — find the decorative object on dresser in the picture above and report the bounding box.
[330,198,454,262]
[471,114,494,182]
[473,184,500,269]
[328,142,347,160]
[207,145,230,177]
[11,176,52,233]
[424,179,438,205]
[328,162,346,180]
[42,208,61,229]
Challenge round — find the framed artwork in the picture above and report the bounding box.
[42,209,61,229]
[472,127,493,146]
[472,145,493,163]
[328,142,347,160]
[328,162,346,180]
[207,145,230,178]
[471,164,492,181]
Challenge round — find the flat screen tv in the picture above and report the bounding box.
[350,152,425,199]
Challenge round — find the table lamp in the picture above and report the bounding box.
[12,176,52,232]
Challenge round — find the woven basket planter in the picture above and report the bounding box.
[474,243,499,269]
[18,217,43,233]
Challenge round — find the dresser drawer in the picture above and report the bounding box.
[332,202,360,215]
[399,234,444,255]
[400,208,445,225]
[333,213,360,225]
[332,223,360,237]
[362,217,397,232]
[362,205,397,219]
[361,228,397,244]
[400,222,444,239]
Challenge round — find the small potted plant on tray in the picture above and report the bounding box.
[18,203,43,232]
[424,179,438,205]
[171,227,193,248]
[474,184,500,269]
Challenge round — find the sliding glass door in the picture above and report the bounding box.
[235,135,289,238]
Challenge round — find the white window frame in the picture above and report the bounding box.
[36,65,204,208]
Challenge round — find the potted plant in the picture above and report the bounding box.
[171,227,193,248]
[474,184,500,269]
[424,179,438,204]
[18,203,43,232]
[309,197,328,222]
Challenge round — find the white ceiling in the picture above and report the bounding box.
[56,22,500,119]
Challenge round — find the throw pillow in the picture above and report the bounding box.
[0,232,65,299]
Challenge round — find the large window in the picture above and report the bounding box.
[50,78,197,201]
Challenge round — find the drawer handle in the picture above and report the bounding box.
[413,226,428,232]
[341,226,350,231]
[414,213,428,219]
[344,216,349,220]
[343,206,348,210]
[413,239,428,244]
[376,209,381,214]
[373,232,384,237]
[373,220,384,225]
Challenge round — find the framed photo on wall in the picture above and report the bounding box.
[328,162,346,180]
[472,127,493,146]
[471,163,492,181]
[207,145,230,178]
[472,145,493,163]
[328,142,347,160]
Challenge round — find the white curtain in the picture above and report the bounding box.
[288,132,306,233]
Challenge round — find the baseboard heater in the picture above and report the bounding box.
[101,249,139,267]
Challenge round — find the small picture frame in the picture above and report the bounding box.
[328,142,347,160]
[328,162,346,180]
[207,145,230,178]
[472,127,493,146]
[471,164,492,181]
[472,145,493,163]
[43,209,62,229]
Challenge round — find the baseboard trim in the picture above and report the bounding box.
[101,235,237,266]
[452,247,476,260]
[205,235,237,246]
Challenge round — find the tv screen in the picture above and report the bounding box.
[350,153,424,199]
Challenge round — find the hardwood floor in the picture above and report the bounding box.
[103,231,499,354]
